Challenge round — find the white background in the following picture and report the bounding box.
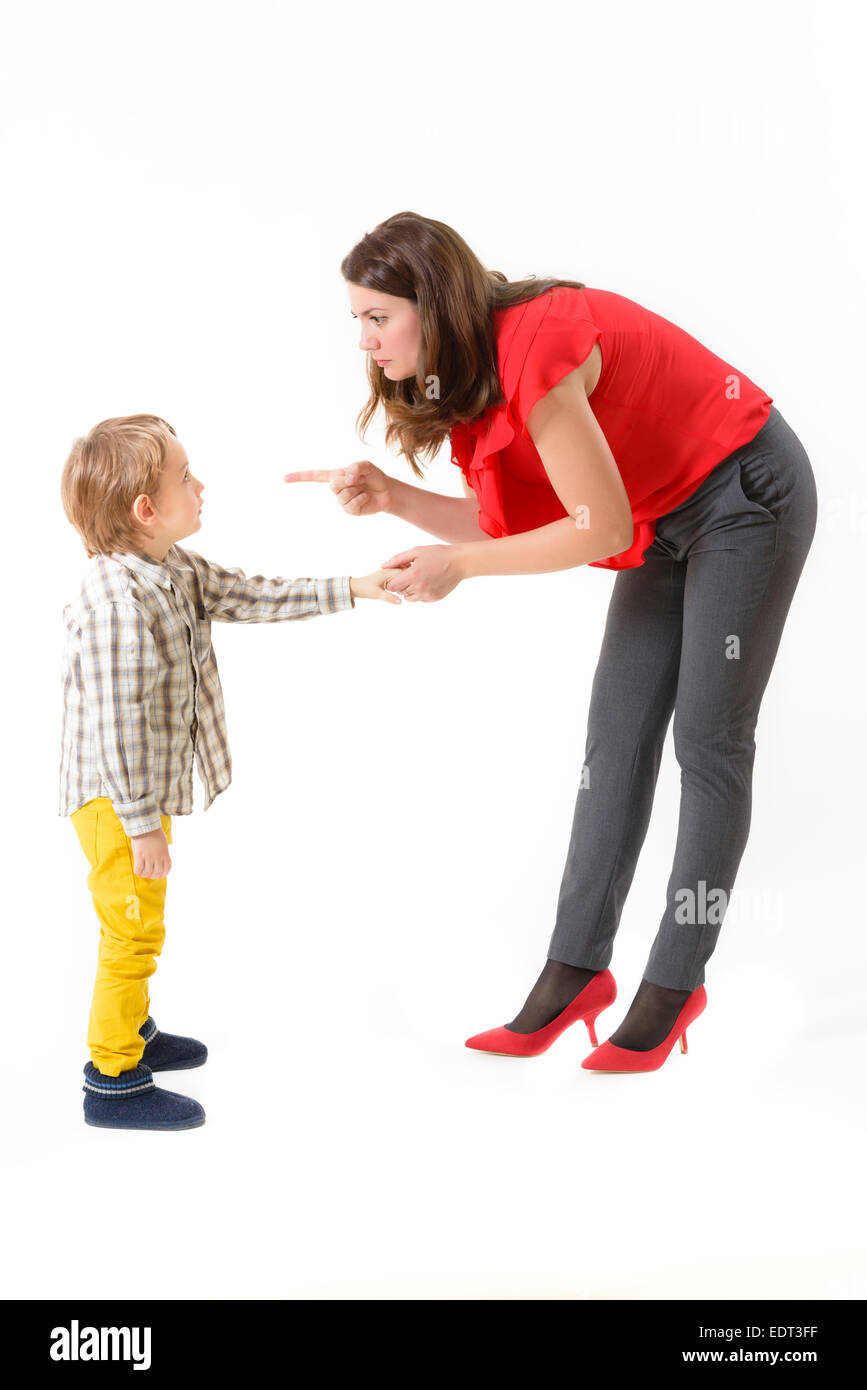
[1,0,864,1300]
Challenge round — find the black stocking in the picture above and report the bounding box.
[506,961,692,1051]
[607,977,692,1051]
[506,959,598,1033]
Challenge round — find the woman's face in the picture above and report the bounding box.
[348,283,421,380]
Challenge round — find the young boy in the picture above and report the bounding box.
[59,414,400,1132]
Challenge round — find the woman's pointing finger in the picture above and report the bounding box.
[283,468,345,483]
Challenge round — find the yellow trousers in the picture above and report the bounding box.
[70,797,173,1077]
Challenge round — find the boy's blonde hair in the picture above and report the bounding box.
[61,414,178,558]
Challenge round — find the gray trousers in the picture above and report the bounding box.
[547,405,818,991]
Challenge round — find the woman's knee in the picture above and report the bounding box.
[673,713,757,774]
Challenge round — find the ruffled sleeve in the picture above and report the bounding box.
[448,288,604,541]
[449,413,514,539]
[508,289,603,442]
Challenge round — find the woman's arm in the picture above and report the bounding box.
[381,364,633,593]
[454,513,630,577]
[385,474,489,544]
[455,363,633,578]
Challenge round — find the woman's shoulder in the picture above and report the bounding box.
[494,287,606,431]
[494,283,597,337]
[450,286,609,461]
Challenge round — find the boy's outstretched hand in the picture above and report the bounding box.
[350,569,404,605]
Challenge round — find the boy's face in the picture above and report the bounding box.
[131,435,204,559]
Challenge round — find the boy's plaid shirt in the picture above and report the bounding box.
[58,544,354,837]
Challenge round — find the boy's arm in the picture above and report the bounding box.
[79,600,162,838]
[180,548,355,623]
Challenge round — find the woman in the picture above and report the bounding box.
[285,211,818,1073]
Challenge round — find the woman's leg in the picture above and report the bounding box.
[636,412,818,1001]
[610,408,817,1047]
[510,406,817,1047]
[507,545,686,1030]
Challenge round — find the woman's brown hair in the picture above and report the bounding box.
[341,210,586,480]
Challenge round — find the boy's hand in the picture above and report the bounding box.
[350,570,404,605]
[131,828,172,880]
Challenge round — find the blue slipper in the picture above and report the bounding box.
[82,1061,205,1131]
[139,1016,208,1072]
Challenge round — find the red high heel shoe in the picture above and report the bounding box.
[581,984,707,1072]
[465,969,617,1057]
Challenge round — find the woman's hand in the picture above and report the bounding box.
[378,544,465,603]
[283,461,393,516]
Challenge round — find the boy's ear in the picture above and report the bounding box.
[131,492,154,523]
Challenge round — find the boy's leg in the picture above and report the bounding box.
[70,797,173,1076]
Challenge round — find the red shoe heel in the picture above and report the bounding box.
[581,984,707,1073]
[465,969,617,1058]
[585,1012,604,1048]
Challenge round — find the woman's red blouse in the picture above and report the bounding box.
[449,286,774,570]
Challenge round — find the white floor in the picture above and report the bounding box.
[5,873,864,1300]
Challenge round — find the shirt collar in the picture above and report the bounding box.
[110,544,194,591]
